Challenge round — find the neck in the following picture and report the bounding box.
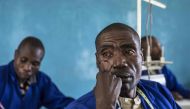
[18,78,28,83]
[120,86,137,98]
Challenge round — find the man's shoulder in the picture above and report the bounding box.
[138,79,180,108]
[138,79,174,100]
[77,90,95,103]
[139,79,161,85]
[66,90,95,109]
[139,79,168,92]
[0,63,9,80]
[0,63,9,73]
[36,71,52,84]
[37,71,49,78]
[0,63,9,100]
[140,79,181,108]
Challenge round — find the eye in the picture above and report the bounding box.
[20,57,27,63]
[32,62,40,67]
[124,49,136,56]
[101,50,113,59]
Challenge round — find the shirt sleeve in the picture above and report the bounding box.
[162,66,190,98]
[40,73,75,109]
[65,102,89,109]
[156,82,182,109]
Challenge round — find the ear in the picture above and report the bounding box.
[14,49,18,59]
[39,49,45,61]
[140,50,144,65]
[140,48,144,62]
[95,52,100,68]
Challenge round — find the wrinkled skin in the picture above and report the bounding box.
[95,28,143,109]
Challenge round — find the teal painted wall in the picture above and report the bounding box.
[0,0,189,98]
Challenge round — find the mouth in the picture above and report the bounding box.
[20,71,33,77]
[27,72,33,76]
[113,72,134,83]
[121,76,134,83]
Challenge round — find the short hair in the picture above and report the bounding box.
[141,35,158,44]
[17,36,45,54]
[95,23,140,49]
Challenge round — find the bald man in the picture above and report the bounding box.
[0,36,74,109]
[66,23,181,109]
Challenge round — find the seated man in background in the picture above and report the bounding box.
[0,36,74,109]
[141,36,190,100]
[66,23,180,109]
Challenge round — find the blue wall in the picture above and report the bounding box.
[0,0,190,98]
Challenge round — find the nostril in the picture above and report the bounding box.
[24,65,32,71]
[122,58,127,64]
[124,63,128,67]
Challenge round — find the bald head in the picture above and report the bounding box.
[95,23,140,49]
[141,36,162,60]
[17,36,45,56]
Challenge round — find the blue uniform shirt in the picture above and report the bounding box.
[0,61,74,109]
[65,80,181,109]
[142,65,190,98]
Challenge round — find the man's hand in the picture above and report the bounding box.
[171,91,183,100]
[95,60,122,109]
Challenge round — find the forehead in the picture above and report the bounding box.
[18,45,44,59]
[97,30,140,48]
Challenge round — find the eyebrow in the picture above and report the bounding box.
[97,44,114,52]
[120,44,137,50]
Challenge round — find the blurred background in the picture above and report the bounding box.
[0,0,190,99]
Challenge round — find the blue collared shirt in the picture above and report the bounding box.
[0,61,74,109]
[65,80,181,109]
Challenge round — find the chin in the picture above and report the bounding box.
[121,82,135,91]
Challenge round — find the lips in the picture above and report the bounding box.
[27,72,32,76]
[113,71,134,83]
[20,71,32,77]
[121,76,134,83]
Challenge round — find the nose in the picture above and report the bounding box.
[24,63,32,72]
[113,51,127,69]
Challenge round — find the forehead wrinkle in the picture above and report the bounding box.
[96,27,140,49]
[18,45,44,60]
[100,30,133,39]
[101,31,139,46]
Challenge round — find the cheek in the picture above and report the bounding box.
[32,66,40,72]
[29,68,39,76]
[132,57,142,79]
[135,64,142,79]
[15,61,23,71]
[97,59,114,73]
[129,56,142,69]
[135,54,142,63]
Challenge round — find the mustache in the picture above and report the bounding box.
[112,70,134,78]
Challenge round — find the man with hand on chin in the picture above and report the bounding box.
[66,23,180,109]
